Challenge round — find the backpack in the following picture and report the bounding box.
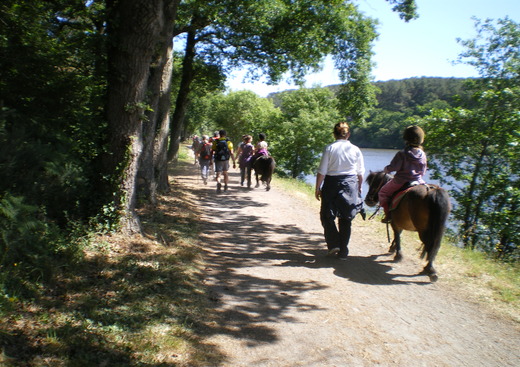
[214,139,230,161]
[199,142,212,160]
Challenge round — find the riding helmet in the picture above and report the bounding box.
[403,125,424,146]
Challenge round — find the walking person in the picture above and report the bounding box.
[196,135,213,185]
[315,122,365,260]
[236,135,254,188]
[191,135,201,165]
[212,129,236,192]
[378,125,427,223]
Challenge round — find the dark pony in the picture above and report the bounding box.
[364,171,451,281]
[253,155,275,191]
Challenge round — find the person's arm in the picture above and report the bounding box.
[384,151,403,174]
[357,174,363,195]
[229,142,236,168]
[230,151,236,168]
[315,147,330,200]
[315,173,325,201]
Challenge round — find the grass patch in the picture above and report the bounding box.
[0,152,223,366]
[272,175,319,209]
[436,244,520,321]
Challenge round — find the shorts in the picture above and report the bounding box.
[215,160,230,173]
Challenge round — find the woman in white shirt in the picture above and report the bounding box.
[315,122,365,260]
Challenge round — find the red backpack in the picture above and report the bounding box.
[199,142,212,160]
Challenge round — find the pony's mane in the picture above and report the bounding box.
[366,170,391,185]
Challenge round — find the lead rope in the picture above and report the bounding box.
[368,205,381,220]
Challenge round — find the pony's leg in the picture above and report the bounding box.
[266,176,271,191]
[390,228,403,262]
[255,172,260,188]
[420,261,438,282]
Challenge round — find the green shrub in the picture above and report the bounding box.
[0,194,82,298]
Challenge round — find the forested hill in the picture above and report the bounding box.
[268,77,470,108]
[372,77,471,112]
[338,77,472,148]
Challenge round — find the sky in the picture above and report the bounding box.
[226,0,519,97]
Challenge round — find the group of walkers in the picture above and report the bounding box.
[192,122,427,261]
[315,121,427,260]
[192,130,270,193]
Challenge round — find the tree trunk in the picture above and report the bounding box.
[138,1,180,203]
[167,29,197,161]
[105,0,165,233]
[154,44,176,193]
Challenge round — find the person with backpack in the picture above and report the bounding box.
[197,135,213,185]
[211,129,236,192]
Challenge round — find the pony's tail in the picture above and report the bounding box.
[421,188,451,262]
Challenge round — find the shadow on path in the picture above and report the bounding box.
[191,169,429,349]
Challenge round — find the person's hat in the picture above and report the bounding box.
[403,125,424,146]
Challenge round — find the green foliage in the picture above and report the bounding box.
[0,194,83,298]
[271,88,341,178]
[0,1,107,223]
[205,91,281,144]
[385,0,419,21]
[422,18,520,260]
[374,77,469,112]
[0,1,110,296]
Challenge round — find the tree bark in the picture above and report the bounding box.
[105,0,165,233]
[167,29,197,162]
[138,0,180,203]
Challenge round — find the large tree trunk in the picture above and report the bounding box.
[138,1,180,203]
[167,29,197,162]
[153,60,174,192]
[105,0,165,233]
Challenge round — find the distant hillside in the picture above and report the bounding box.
[268,77,474,149]
[268,77,472,110]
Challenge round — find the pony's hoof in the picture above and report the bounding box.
[266,186,271,191]
[393,253,403,262]
[429,274,439,282]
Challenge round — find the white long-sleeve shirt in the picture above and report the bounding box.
[317,139,365,177]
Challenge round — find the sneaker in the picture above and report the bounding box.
[224,185,228,192]
[337,249,349,260]
[328,247,340,256]
[217,183,222,192]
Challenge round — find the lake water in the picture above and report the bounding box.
[306,148,440,196]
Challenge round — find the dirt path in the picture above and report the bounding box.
[178,164,519,367]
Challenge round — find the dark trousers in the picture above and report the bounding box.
[320,213,352,257]
[319,174,359,257]
[240,165,252,186]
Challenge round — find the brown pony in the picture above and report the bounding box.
[253,155,275,191]
[364,171,451,281]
